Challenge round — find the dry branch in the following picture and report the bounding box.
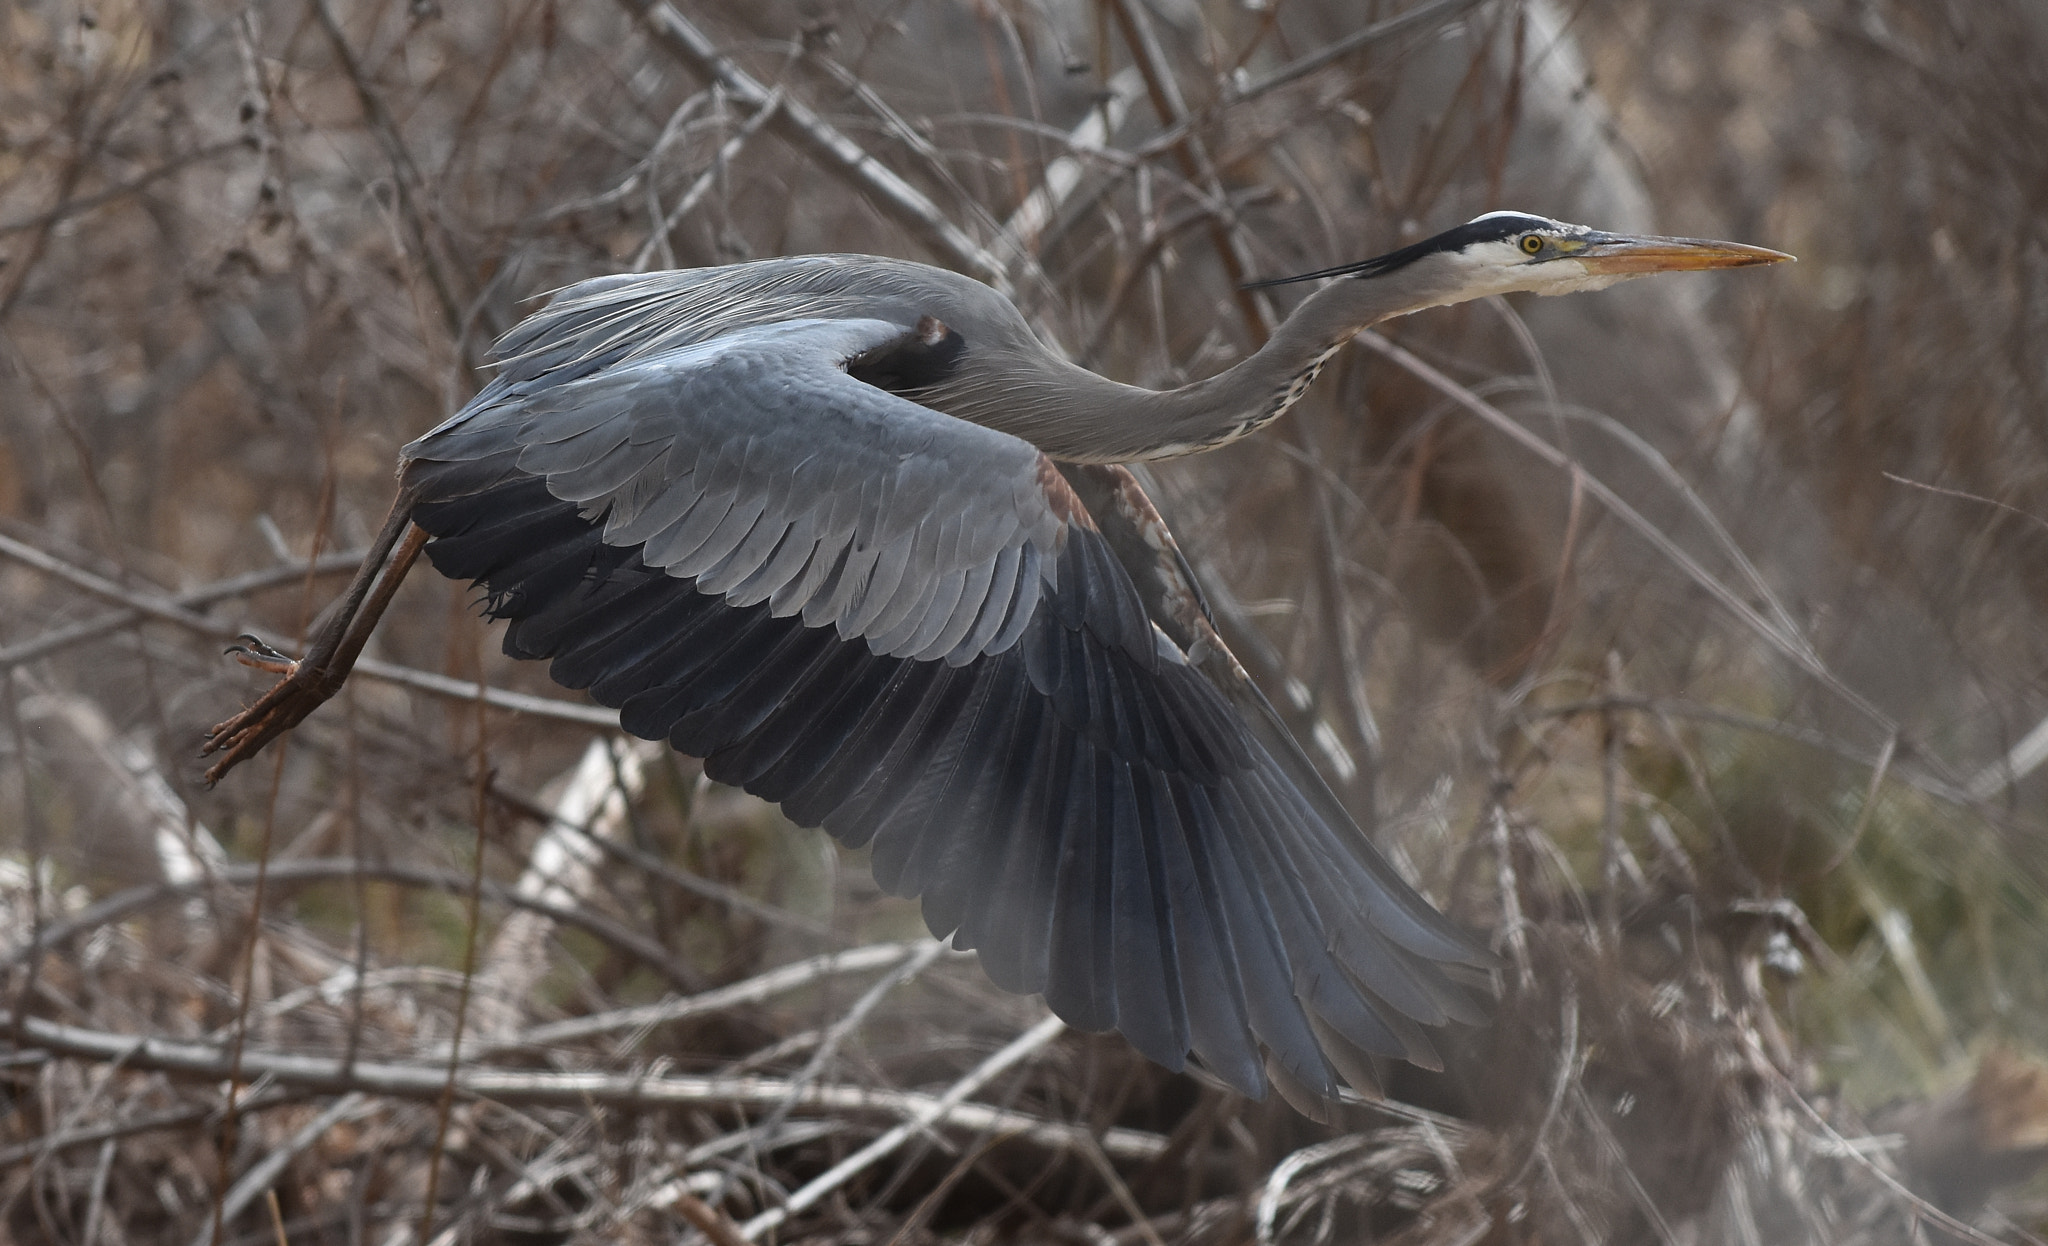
[2,1011,1161,1162]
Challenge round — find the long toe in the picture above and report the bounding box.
[201,703,298,782]
[200,674,322,778]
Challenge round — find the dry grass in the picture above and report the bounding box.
[2,0,2045,1241]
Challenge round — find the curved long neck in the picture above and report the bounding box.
[965,264,1462,464]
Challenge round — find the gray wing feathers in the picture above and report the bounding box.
[407,317,1059,665]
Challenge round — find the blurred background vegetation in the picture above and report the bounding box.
[2,0,2045,1241]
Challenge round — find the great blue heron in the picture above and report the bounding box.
[204,212,1788,1110]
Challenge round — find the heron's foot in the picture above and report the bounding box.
[202,636,342,785]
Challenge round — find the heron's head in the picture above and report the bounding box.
[1252,211,1792,308]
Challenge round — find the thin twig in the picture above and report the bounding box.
[1000,66,1144,252]
[475,737,657,1037]
[1514,693,1974,808]
[0,534,616,725]
[737,1013,1070,1239]
[492,943,950,1057]
[309,0,470,348]
[1232,0,1496,104]
[1107,0,1271,341]
[617,0,1009,289]
[0,1091,304,1169]
[629,88,785,273]
[1751,1036,2018,1246]
[1354,331,1902,736]
[1821,731,1898,876]
[0,548,369,670]
[1,859,705,993]
[670,1192,751,1246]
[186,1095,367,1246]
[0,140,248,236]
[486,777,842,941]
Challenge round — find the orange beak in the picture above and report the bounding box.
[1570,233,1794,274]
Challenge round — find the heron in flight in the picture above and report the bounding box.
[205,212,1787,1110]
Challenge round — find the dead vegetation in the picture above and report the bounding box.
[2,0,2046,1241]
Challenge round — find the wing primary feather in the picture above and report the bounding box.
[983,541,1044,656]
[1107,766,1190,1069]
[458,531,604,621]
[956,680,1068,994]
[823,662,979,853]
[767,530,844,618]
[808,541,882,631]
[778,657,944,827]
[513,573,674,668]
[1164,783,1264,1096]
[864,556,949,654]
[717,640,894,797]
[549,434,662,503]
[579,593,748,704]
[1041,743,1118,1033]
[540,577,714,690]
[513,420,629,477]
[669,621,843,756]
[1090,648,1141,768]
[899,565,974,659]
[604,447,680,532]
[1238,767,1459,1027]
[889,657,1029,930]
[866,657,1004,896]
[917,657,1040,941]
[801,660,964,844]
[1200,780,1339,1098]
[610,611,789,740]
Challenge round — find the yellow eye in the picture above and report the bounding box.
[1519,234,1544,255]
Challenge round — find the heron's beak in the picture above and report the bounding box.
[1569,233,1794,274]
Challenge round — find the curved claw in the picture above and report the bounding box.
[223,633,300,676]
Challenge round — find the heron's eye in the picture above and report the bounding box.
[1519,234,1545,256]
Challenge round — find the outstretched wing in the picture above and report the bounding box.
[403,303,1491,1104]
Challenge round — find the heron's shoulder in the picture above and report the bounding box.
[676,254,1019,328]
[492,254,1019,374]
[548,254,1002,316]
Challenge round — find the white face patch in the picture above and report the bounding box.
[1416,237,1639,304]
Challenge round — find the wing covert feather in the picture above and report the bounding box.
[409,317,1061,666]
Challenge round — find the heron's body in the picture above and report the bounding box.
[447,254,1333,464]
[206,213,1787,1111]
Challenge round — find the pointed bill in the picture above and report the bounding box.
[1571,233,1794,274]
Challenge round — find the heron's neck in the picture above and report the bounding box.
[992,269,1455,463]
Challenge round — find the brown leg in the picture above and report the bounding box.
[202,493,431,785]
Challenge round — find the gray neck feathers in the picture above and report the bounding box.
[942,255,1467,464]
